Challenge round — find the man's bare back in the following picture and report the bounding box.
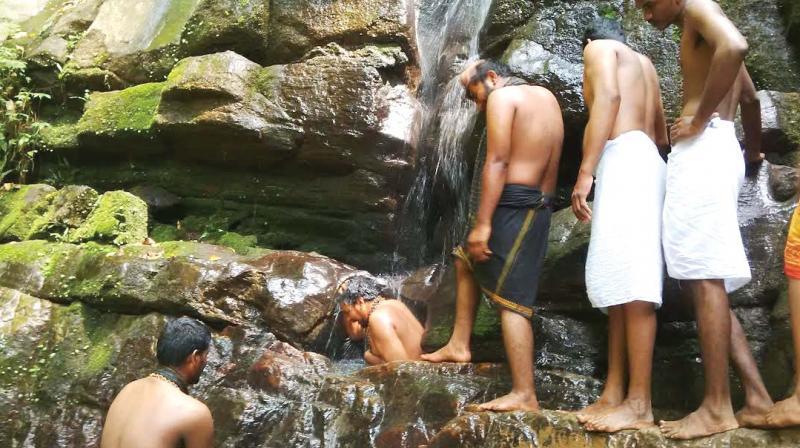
[367,299,424,362]
[489,85,563,193]
[102,378,213,448]
[583,40,667,145]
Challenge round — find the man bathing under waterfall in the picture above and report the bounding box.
[101,317,214,448]
[637,0,770,439]
[337,275,424,365]
[571,17,668,433]
[422,60,564,412]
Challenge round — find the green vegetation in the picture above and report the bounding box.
[0,28,52,183]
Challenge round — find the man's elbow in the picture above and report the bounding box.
[726,39,748,61]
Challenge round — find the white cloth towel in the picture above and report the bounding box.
[663,118,751,292]
[586,130,666,310]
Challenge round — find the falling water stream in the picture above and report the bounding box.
[394,0,493,272]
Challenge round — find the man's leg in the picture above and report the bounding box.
[586,300,656,432]
[477,308,539,411]
[660,279,739,439]
[421,257,478,363]
[576,305,626,422]
[767,278,800,427]
[729,310,773,427]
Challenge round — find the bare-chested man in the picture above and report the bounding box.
[101,317,214,448]
[637,0,770,439]
[338,275,424,364]
[421,60,563,412]
[570,17,668,433]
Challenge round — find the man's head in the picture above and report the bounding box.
[459,59,511,111]
[337,274,384,336]
[156,317,211,384]
[583,16,626,48]
[636,0,684,31]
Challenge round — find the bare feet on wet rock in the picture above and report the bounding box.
[766,395,800,428]
[420,344,471,363]
[475,391,540,412]
[584,399,654,433]
[575,397,622,424]
[735,402,772,428]
[659,407,739,439]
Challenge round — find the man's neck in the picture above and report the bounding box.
[674,0,689,29]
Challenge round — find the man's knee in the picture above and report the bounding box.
[686,279,726,298]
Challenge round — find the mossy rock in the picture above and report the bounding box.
[0,184,57,242]
[77,82,164,138]
[216,231,259,255]
[68,191,148,245]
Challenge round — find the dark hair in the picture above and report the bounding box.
[468,60,512,85]
[583,17,626,48]
[337,274,383,305]
[156,317,211,367]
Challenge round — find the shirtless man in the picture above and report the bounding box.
[571,17,668,433]
[338,275,424,364]
[637,0,769,439]
[101,317,214,448]
[421,60,563,412]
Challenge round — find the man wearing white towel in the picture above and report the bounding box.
[570,17,668,433]
[637,0,770,439]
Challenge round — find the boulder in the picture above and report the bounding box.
[67,190,148,245]
[747,91,800,155]
[154,51,305,166]
[0,239,356,346]
[266,0,414,65]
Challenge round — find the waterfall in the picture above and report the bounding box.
[394,0,493,272]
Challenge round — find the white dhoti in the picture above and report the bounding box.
[586,130,666,310]
[663,118,751,292]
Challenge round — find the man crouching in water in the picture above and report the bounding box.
[422,60,563,412]
[101,317,214,448]
[338,275,424,364]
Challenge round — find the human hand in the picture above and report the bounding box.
[571,172,594,222]
[744,151,765,177]
[670,115,705,143]
[466,224,492,263]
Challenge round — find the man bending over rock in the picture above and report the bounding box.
[338,275,424,365]
[422,60,563,412]
[101,317,214,448]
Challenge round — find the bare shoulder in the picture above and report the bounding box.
[177,395,213,426]
[583,39,618,60]
[685,0,724,23]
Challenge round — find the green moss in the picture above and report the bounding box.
[0,185,57,241]
[249,66,282,99]
[41,122,80,149]
[77,82,165,136]
[217,231,258,254]
[68,191,149,246]
[0,240,58,265]
[148,0,203,50]
[779,93,800,148]
[151,224,179,242]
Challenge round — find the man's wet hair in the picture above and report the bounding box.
[337,274,384,305]
[583,16,627,48]
[156,317,211,367]
[468,60,512,85]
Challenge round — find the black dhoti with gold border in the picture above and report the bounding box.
[453,184,551,319]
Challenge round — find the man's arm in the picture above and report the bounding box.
[646,60,670,151]
[572,42,620,222]
[368,314,410,362]
[683,0,749,131]
[737,66,764,164]
[468,89,516,262]
[183,404,214,448]
[364,350,384,365]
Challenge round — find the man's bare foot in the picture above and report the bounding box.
[420,343,471,363]
[575,397,622,424]
[766,395,800,428]
[735,403,772,428]
[584,399,654,433]
[659,407,739,439]
[476,391,539,412]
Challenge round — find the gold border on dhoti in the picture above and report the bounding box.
[481,287,534,318]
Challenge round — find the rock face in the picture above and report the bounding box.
[41,44,417,270]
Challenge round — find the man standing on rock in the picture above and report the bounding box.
[570,17,668,433]
[337,275,424,364]
[637,0,770,439]
[421,60,563,412]
[101,317,214,448]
